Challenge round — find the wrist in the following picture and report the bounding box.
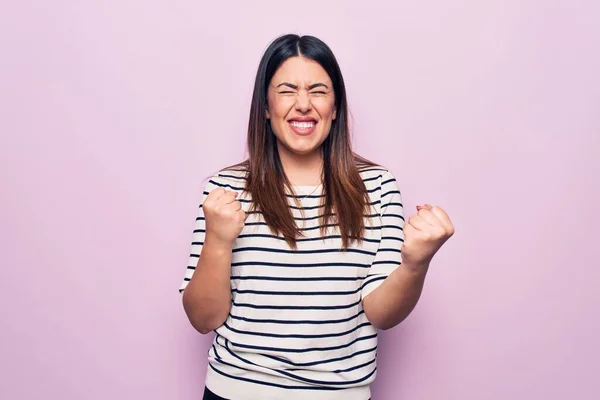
[402,260,430,275]
[204,233,235,252]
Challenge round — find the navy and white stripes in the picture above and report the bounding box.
[180,167,404,400]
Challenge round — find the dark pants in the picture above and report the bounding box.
[203,386,371,399]
[203,387,228,400]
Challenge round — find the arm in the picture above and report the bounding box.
[182,235,234,334]
[362,261,429,330]
[362,171,454,330]
[180,183,246,334]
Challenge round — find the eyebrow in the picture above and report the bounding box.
[276,82,329,90]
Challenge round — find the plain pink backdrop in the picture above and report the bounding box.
[1,1,599,399]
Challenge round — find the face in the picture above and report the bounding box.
[266,56,337,157]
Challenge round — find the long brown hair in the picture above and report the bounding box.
[229,34,378,249]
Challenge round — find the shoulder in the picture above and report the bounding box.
[354,153,398,182]
[357,164,399,187]
[202,164,249,194]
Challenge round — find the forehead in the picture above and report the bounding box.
[271,56,332,85]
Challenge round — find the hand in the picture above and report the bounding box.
[203,188,246,245]
[401,204,455,271]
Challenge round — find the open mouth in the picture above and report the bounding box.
[289,120,317,135]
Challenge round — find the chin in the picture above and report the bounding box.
[275,130,327,156]
[289,146,318,155]
[285,142,321,156]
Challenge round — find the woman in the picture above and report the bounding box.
[180,34,454,400]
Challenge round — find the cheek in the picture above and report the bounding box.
[269,98,294,119]
[316,100,337,120]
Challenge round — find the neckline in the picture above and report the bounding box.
[291,183,323,195]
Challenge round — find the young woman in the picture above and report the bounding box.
[180,34,454,400]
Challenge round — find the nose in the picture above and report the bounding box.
[294,90,312,113]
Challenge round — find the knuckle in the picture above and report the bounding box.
[423,230,436,241]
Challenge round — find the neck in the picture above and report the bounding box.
[277,143,323,186]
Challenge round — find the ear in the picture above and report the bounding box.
[332,107,337,120]
[265,108,271,119]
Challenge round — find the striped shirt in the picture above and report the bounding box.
[180,167,405,400]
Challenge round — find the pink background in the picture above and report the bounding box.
[1,1,599,399]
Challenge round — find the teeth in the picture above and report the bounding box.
[291,121,315,129]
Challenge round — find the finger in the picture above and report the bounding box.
[429,206,454,232]
[418,204,453,231]
[210,188,235,202]
[402,220,416,239]
[223,200,243,211]
[416,208,442,227]
[208,187,226,200]
[219,191,239,204]
[242,209,250,221]
[408,215,430,232]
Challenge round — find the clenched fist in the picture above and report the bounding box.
[401,204,454,270]
[203,188,246,245]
